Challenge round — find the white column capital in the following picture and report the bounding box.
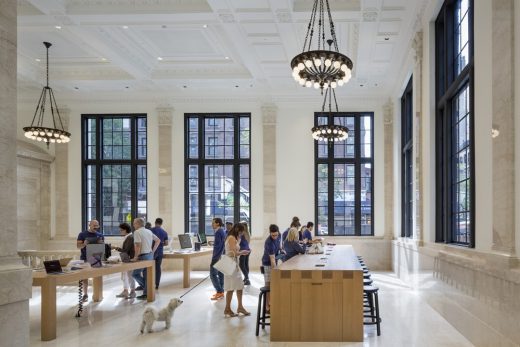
[383,100,394,124]
[157,107,174,125]
[412,31,423,64]
[261,104,277,125]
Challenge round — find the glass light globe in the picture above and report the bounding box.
[57,139,62,143]
[333,129,338,134]
[50,139,56,143]
[327,129,332,134]
[345,69,352,77]
[39,131,45,136]
[298,62,305,70]
[32,131,38,136]
[299,79,305,85]
[37,137,42,141]
[331,81,337,88]
[325,59,331,67]
[340,64,347,71]
[321,129,326,134]
[313,82,319,89]
[293,67,299,73]
[323,83,329,89]
[305,81,312,88]
[314,59,321,67]
[333,61,340,69]
[338,80,344,86]
[305,60,313,68]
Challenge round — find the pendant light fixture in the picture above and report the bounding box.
[23,42,71,147]
[311,86,348,142]
[291,0,353,92]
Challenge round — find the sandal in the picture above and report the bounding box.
[237,308,251,316]
[224,309,237,317]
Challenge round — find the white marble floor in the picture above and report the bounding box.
[29,271,474,347]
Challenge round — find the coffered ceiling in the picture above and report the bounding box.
[17,0,428,103]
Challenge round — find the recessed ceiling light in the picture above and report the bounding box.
[235,85,239,88]
[225,56,230,60]
[359,84,364,87]
[384,37,389,41]
[55,25,62,29]
[203,24,208,28]
[101,57,107,61]
[125,86,129,89]
[35,58,40,62]
[161,25,167,29]
[157,57,163,61]
[74,87,79,90]
[183,85,187,88]
[122,25,129,29]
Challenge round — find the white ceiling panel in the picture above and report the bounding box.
[378,20,401,34]
[141,29,216,56]
[372,43,394,62]
[253,44,287,63]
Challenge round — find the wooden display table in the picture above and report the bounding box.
[163,248,213,288]
[270,245,363,342]
[32,260,155,341]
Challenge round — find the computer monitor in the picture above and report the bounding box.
[178,234,193,249]
[86,243,105,268]
[198,230,207,246]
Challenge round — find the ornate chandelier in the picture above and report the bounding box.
[312,86,348,142]
[23,42,71,147]
[291,0,353,92]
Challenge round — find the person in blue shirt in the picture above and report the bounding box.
[262,224,280,313]
[238,221,251,285]
[150,217,169,290]
[76,219,104,302]
[283,227,306,262]
[282,216,301,245]
[210,217,226,300]
[302,221,321,245]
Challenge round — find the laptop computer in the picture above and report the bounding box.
[86,243,105,268]
[177,234,193,253]
[198,230,208,246]
[43,260,65,274]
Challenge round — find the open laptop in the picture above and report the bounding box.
[176,234,193,253]
[43,260,65,274]
[86,243,105,268]
[198,230,208,246]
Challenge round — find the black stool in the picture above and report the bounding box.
[256,266,270,336]
[363,285,381,336]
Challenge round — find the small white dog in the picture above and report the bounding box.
[140,298,183,334]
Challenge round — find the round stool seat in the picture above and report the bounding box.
[364,279,373,285]
[363,285,379,293]
[260,286,270,293]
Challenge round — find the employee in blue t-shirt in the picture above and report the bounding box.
[261,224,281,313]
[150,217,169,290]
[209,218,226,300]
[76,219,104,302]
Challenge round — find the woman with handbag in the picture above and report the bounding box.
[111,222,136,299]
[223,223,251,317]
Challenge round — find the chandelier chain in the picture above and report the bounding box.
[325,0,339,52]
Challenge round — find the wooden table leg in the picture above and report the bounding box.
[146,264,155,302]
[41,277,57,341]
[183,257,191,288]
[93,276,103,302]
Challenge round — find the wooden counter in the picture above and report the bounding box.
[270,245,363,342]
[163,248,213,288]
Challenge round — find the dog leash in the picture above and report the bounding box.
[179,274,209,298]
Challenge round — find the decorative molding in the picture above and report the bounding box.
[411,31,423,64]
[362,8,379,22]
[275,9,292,23]
[261,104,277,124]
[218,11,235,23]
[157,107,174,125]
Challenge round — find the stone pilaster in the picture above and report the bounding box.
[383,100,394,240]
[492,0,515,254]
[0,2,32,346]
[412,31,423,242]
[157,107,173,233]
[53,108,70,239]
[262,105,277,235]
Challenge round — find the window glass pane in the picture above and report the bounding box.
[204,165,234,236]
[333,117,355,158]
[317,116,328,158]
[360,116,372,158]
[83,115,147,235]
[239,164,250,224]
[188,165,199,235]
[317,164,328,236]
[333,164,355,236]
[205,117,234,159]
[360,163,372,235]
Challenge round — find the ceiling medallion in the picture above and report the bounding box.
[23,42,71,147]
[311,86,348,142]
[291,0,353,93]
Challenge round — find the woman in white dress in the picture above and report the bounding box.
[223,223,251,317]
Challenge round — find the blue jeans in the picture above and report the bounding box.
[154,255,163,288]
[132,253,154,294]
[210,258,224,293]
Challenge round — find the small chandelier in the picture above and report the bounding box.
[291,0,353,92]
[312,86,348,142]
[23,42,71,147]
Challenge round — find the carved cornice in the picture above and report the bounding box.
[412,31,423,64]
[275,9,292,23]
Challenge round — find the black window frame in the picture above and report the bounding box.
[435,0,475,247]
[314,112,375,236]
[81,114,147,235]
[401,76,413,238]
[184,113,251,236]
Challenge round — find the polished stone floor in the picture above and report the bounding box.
[29,271,474,346]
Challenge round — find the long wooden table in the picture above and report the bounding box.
[162,248,213,288]
[32,260,155,341]
[270,245,363,342]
